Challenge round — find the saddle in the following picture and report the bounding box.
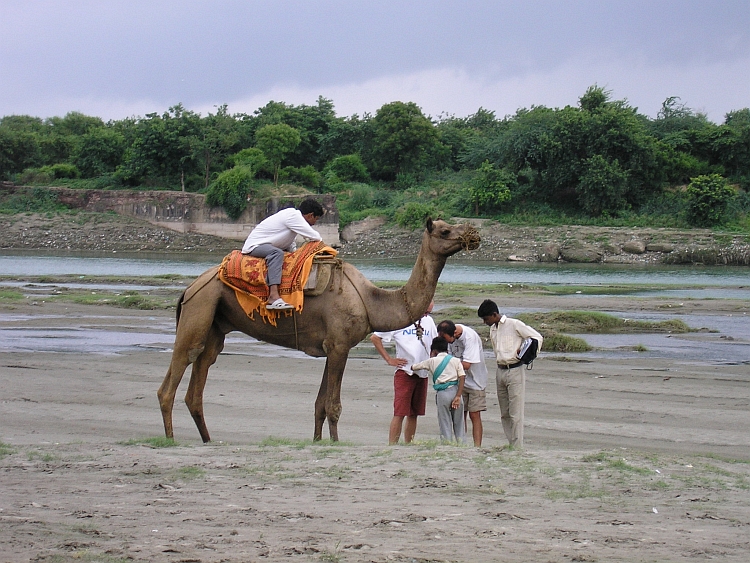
[218,241,339,324]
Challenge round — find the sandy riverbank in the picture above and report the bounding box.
[1,297,749,562]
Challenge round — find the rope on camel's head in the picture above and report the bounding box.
[457,225,481,251]
[428,220,481,251]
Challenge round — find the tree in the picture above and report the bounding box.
[370,101,439,180]
[686,174,734,227]
[72,127,125,178]
[255,123,301,185]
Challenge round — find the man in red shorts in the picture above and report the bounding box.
[371,301,437,445]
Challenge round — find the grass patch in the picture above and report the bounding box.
[259,436,354,448]
[0,441,15,459]
[27,450,55,462]
[543,332,593,352]
[518,310,693,334]
[120,436,179,448]
[42,290,176,309]
[175,465,207,479]
[34,553,133,563]
[0,289,24,301]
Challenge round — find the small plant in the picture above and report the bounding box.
[0,441,16,459]
[120,436,179,448]
[175,465,207,479]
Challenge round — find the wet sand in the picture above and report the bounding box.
[1,298,750,562]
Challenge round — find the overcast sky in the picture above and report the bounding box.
[1,1,748,123]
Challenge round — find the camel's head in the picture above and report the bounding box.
[425,218,481,257]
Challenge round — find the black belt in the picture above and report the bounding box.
[498,361,523,370]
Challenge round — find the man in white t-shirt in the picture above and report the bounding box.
[371,301,437,445]
[437,319,489,447]
[241,199,323,310]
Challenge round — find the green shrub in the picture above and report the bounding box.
[0,187,66,213]
[396,201,438,229]
[42,163,80,179]
[205,166,254,219]
[686,174,735,227]
[279,165,322,190]
[348,184,373,211]
[324,154,370,183]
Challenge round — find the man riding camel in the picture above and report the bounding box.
[241,199,324,310]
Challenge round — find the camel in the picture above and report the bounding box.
[157,218,480,442]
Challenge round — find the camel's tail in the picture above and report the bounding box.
[175,265,221,330]
[175,290,186,329]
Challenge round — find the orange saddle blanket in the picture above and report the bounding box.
[218,241,338,324]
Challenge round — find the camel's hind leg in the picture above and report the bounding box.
[184,324,225,443]
[158,309,214,439]
[314,350,348,442]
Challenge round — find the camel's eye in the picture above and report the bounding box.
[440,228,451,238]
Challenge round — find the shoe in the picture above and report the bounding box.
[266,298,294,310]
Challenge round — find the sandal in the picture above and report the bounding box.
[266,298,294,310]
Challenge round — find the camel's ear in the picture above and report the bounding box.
[426,217,434,233]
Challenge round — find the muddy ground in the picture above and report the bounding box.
[1,287,750,562]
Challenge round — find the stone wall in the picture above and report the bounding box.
[4,184,341,245]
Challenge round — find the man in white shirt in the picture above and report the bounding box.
[241,199,323,310]
[437,319,489,446]
[478,299,543,449]
[371,301,437,445]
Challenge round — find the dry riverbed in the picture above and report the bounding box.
[1,287,750,562]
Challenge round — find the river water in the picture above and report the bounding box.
[2,250,750,287]
[2,251,749,362]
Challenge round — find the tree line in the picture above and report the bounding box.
[1,87,748,228]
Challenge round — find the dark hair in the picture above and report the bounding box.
[431,336,449,353]
[299,198,324,217]
[437,320,456,337]
[477,299,499,318]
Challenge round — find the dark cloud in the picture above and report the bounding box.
[1,0,748,118]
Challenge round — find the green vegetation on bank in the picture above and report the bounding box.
[1,88,748,232]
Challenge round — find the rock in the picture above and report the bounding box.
[622,240,646,254]
[645,242,674,253]
[340,216,387,243]
[559,245,602,263]
[538,243,560,262]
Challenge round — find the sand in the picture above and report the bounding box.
[1,297,750,562]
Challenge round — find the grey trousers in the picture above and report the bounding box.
[436,387,464,443]
[496,365,526,448]
[248,244,284,286]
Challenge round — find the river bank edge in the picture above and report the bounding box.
[2,210,750,265]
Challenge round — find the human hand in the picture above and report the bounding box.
[451,396,461,409]
[387,357,408,368]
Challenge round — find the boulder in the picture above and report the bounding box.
[538,243,561,262]
[559,245,602,263]
[645,242,674,253]
[622,240,646,254]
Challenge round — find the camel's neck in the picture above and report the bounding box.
[365,231,446,332]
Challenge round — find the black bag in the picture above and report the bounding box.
[517,337,539,369]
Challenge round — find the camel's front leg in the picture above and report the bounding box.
[314,350,348,441]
